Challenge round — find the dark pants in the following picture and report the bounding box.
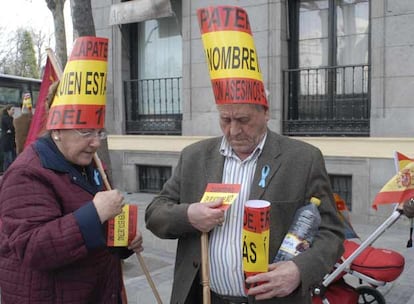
[3,149,16,171]
[184,273,254,304]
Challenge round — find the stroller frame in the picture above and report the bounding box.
[313,207,404,304]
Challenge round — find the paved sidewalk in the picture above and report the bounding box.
[124,192,414,304]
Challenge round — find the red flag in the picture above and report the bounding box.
[334,193,358,239]
[24,56,58,148]
[372,152,414,209]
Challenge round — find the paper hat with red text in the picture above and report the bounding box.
[46,36,108,130]
[197,6,268,108]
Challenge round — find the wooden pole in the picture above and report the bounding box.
[46,48,63,76]
[93,153,163,304]
[201,232,211,304]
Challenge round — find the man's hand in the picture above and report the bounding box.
[187,199,225,232]
[245,261,301,300]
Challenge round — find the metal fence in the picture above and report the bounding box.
[124,77,182,134]
[283,64,370,136]
[137,165,172,193]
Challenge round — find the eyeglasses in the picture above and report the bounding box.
[73,129,107,140]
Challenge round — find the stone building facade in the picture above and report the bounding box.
[91,0,414,224]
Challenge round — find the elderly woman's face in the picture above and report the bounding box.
[52,129,103,166]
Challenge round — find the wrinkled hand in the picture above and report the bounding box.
[246,261,301,300]
[128,230,144,254]
[187,199,225,232]
[93,189,124,223]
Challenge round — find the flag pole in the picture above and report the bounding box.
[93,153,163,304]
[46,48,63,76]
[47,49,163,304]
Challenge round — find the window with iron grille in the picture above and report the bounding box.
[284,0,370,136]
[138,165,172,193]
[125,0,182,135]
[329,174,352,211]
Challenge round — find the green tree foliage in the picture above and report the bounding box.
[0,28,39,78]
[16,29,40,78]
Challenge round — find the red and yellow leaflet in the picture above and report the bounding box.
[107,204,138,247]
[200,183,241,211]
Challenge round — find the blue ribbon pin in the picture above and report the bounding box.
[93,169,101,186]
[258,165,270,188]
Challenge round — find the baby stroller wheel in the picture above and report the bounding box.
[356,286,385,304]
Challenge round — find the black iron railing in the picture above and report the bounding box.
[283,64,370,136]
[138,165,172,193]
[124,77,182,134]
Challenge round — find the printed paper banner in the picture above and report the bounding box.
[242,199,270,289]
[107,204,138,247]
[46,36,108,130]
[197,6,267,107]
[200,183,241,211]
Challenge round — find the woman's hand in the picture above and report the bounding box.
[93,189,124,223]
[128,230,144,253]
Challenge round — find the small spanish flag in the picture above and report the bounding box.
[107,204,138,246]
[395,151,414,171]
[372,152,414,209]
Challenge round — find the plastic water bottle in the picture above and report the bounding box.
[273,197,321,262]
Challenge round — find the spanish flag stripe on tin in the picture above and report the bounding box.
[242,229,269,272]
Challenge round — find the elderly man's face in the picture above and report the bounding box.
[218,104,269,160]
